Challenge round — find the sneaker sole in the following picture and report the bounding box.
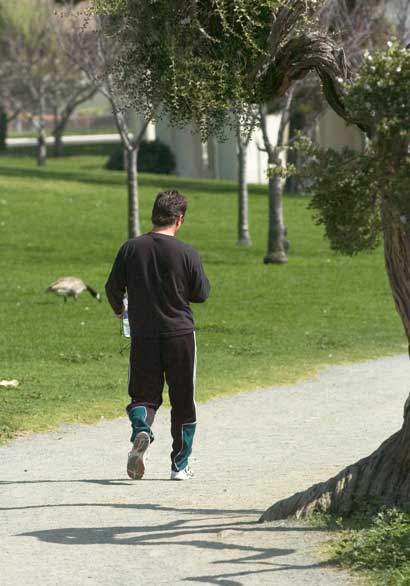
[170,472,194,481]
[127,432,150,480]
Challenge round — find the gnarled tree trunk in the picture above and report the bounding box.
[261,215,410,521]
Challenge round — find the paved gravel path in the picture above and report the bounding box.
[1,354,409,586]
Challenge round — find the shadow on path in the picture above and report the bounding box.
[18,516,335,585]
[2,501,262,518]
[182,561,334,586]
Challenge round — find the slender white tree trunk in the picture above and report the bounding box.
[127,147,140,238]
[264,152,288,264]
[37,127,47,166]
[237,139,252,246]
[260,91,293,264]
[37,95,47,167]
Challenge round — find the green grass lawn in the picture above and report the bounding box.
[0,153,406,442]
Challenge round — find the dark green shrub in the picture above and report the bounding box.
[105,139,176,174]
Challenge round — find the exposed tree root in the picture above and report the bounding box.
[260,395,410,521]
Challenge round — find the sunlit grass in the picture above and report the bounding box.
[0,153,405,441]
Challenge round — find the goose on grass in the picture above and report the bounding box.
[46,277,102,303]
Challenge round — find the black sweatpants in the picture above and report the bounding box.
[126,332,197,471]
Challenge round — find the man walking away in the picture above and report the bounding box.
[105,190,210,480]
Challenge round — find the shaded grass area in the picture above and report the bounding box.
[0,154,406,441]
[3,142,115,158]
[8,128,117,139]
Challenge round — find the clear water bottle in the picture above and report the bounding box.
[122,297,130,338]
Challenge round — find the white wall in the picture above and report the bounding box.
[156,113,284,184]
[155,118,209,178]
[318,108,364,152]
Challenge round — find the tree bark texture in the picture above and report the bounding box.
[260,99,292,265]
[261,218,410,521]
[264,154,288,264]
[383,217,410,341]
[127,147,140,239]
[237,140,252,247]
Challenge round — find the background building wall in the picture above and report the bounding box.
[156,113,284,184]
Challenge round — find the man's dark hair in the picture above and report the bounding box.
[151,190,188,227]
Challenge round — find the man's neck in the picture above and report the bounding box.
[152,226,176,237]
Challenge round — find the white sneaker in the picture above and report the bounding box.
[127,432,150,479]
[170,466,194,481]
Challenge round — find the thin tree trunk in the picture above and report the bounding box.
[53,130,64,157]
[37,127,47,166]
[127,147,140,238]
[264,150,288,264]
[260,94,293,265]
[0,108,8,151]
[37,93,47,167]
[237,139,252,246]
[261,216,410,521]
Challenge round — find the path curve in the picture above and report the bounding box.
[1,354,409,586]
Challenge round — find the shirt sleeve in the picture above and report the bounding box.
[189,251,211,303]
[105,245,127,314]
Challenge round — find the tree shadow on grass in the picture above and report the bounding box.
[0,165,262,197]
[0,165,123,188]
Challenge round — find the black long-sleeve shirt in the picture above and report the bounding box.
[105,232,210,338]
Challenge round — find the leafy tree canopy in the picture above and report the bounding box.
[306,43,410,255]
[93,0,346,138]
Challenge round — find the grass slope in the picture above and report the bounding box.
[0,154,406,441]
